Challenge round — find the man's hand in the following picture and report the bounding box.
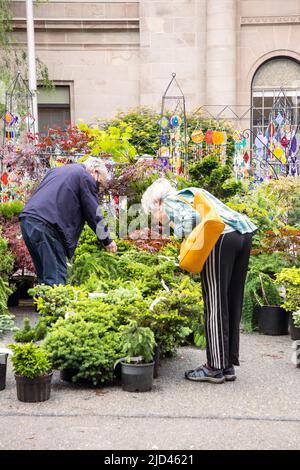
[105,240,117,253]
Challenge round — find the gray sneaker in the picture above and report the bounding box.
[185,365,225,384]
[223,366,236,381]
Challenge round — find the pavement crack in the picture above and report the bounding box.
[0,412,299,424]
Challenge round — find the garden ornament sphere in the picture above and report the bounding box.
[205,130,214,144]
[191,129,204,144]
[212,131,225,145]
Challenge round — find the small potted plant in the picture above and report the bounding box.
[275,267,300,340]
[120,320,155,392]
[255,273,289,335]
[10,342,53,402]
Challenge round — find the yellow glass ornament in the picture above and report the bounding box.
[191,129,204,144]
[273,147,283,159]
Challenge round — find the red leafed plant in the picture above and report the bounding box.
[1,219,35,272]
[127,228,175,253]
[37,123,90,154]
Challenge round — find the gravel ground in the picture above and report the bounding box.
[0,307,299,450]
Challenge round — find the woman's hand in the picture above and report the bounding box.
[105,240,117,253]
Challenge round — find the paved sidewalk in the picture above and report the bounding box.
[0,309,299,450]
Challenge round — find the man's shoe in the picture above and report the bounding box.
[223,366,236,381]
[185,365,225,384]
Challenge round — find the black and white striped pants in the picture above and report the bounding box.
[201,231,252,370]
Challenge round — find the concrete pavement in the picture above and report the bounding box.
[0,309,299,450]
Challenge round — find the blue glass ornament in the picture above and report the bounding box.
[160,134,169,144]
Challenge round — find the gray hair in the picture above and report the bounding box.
[83,157,109,181]
[141,178,176,214]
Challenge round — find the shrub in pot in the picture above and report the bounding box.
[120,320,155,392]
[254,273,289,336]
[241,253,291,332]
[43,309,122,385]
[275,267,300,340]
[291,310,300,342]
[9,342,52,402]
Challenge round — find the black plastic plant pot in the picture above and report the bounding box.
[0,364,7,391]
[289,314,300,341]
[0,354,8,391]
[15,372,53,402]
[121,362,154,392]
[258,306,289,335]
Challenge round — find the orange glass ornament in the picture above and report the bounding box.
[205,130,214,145]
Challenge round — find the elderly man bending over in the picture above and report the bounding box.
[19,158,117,286]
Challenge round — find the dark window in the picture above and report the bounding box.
[37,86,70,136]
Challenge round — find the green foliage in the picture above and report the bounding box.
[249,252,291,275]
[9,342,51,379]
[0,235,14,279]
[121,320,155,364]
[103,107,235,163]
[228,177,300,245]
[275,267,300,312]
[293,310,300,328]
[68,226,205,358]
[14,318,47,343]
[0,200,24,220]
[28,284,87,324]
[188,154,242,200]
[78,121,136,163]
[70,244,179,297]
[131,277,204,357]
[43,313,122,385]
[242,254,286,331]
[103,107,161,156]
[252,273,281,307]
[0,313,15,338]
[0,277,14,337]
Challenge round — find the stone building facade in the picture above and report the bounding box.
[9,0,300,129]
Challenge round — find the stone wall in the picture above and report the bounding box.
[10,1,140,121]
[6,0,300,122]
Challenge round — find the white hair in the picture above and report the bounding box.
[141,178,176,214]
[83,157,109,181]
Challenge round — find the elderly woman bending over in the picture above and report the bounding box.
[142,179,257,384]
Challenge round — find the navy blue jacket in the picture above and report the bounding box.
[20,164,112,258]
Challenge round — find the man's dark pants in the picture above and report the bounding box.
[20,217,67,286]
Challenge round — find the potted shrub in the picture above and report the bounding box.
[275,267,300,340]
[10,342,52,402]
[120,320,155,392]
[0,348,12,391]
[255,273,289,335]
[43,307,122,385]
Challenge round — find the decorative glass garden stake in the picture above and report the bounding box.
[159,73,188,176]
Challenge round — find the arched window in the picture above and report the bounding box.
[252,57,300,135]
